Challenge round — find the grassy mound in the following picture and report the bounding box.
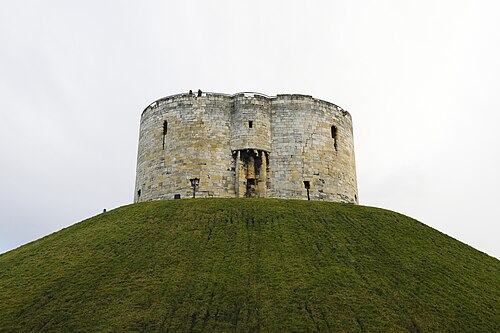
[0,199,498,332]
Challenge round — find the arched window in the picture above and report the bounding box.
[331,125,338,151]
[162,121,168,149]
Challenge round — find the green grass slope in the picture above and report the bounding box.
[0,199,498,332]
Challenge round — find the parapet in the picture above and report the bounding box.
[142,92,351,117]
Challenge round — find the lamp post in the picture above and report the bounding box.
[190,178,200,198]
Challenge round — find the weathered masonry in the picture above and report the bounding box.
[134,92,358,203]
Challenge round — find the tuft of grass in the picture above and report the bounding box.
[0,199,498,332]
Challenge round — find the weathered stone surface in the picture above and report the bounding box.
[134,92,358,203]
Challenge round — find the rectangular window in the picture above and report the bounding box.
[162,121,168,149]
[331,125,338,151]
[249,121,253,128]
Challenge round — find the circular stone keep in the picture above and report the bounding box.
[134,92,358,203]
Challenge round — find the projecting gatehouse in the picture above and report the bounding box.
[134,91,358,203]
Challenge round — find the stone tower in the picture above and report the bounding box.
[134,92,358,203]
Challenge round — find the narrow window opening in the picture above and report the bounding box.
[248,121,253,128]
[355,194,358,200]
[137,189,141,197]
[303,181,311,201]
[331,125,338,151]
[174,194,181,199]
[162,121,168,149]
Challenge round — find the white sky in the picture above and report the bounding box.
[0,1,498,258]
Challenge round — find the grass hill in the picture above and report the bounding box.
[0,199,498,332]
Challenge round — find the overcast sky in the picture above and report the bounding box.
[1,1,498,258]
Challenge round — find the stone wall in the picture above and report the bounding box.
[134,92,358,204]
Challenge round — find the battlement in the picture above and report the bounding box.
[143,92,351,119]
[135,91,358,203]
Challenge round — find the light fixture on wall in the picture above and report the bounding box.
[190,178,200,198]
